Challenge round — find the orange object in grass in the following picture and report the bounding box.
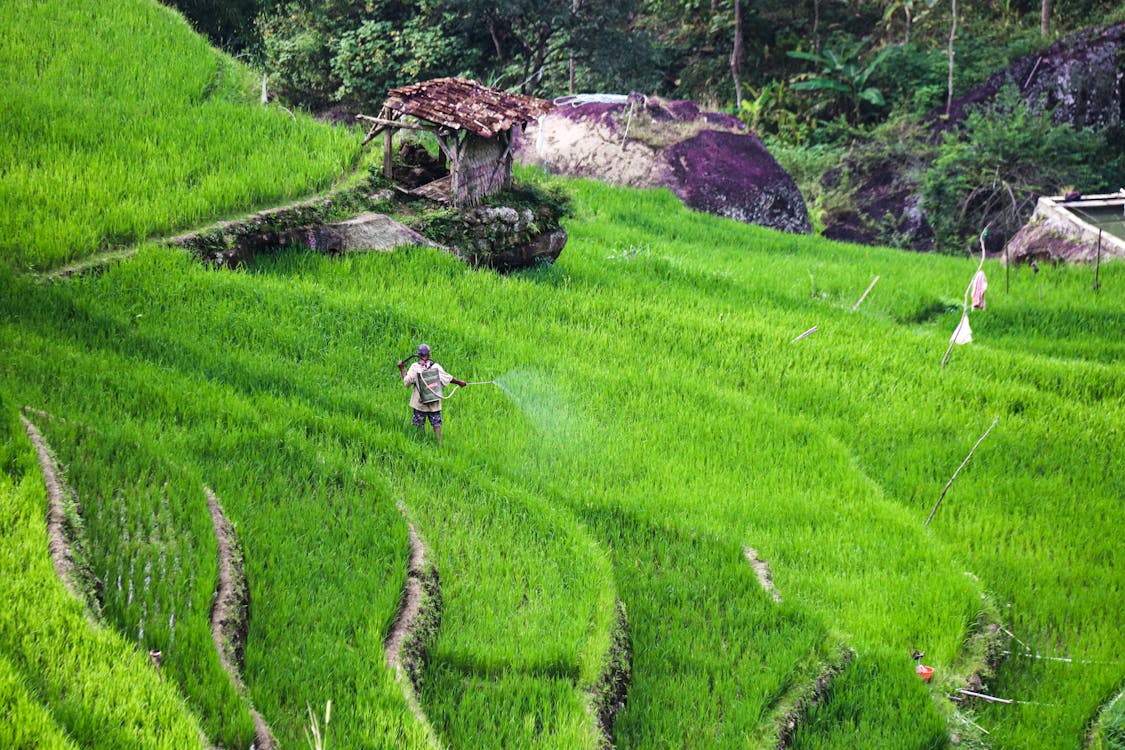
[916,664,934,681]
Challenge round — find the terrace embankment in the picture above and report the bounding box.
[588,599,632,747]
[167,196,440,269]
[743,542,855,747]
[386,501,444,738]
[775,646,857,748]
[205,488,277,750]
[744,546,782,603]
[20,410,101,615]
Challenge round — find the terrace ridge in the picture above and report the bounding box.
[205,488,277,750]
[386,500,446,745]
[21,409,101,616]
[588,599,632,747]
[775,645,856,748]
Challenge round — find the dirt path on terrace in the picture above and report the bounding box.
[40,187,350,281]
[744,546,782,603]
[20,413,82,599]
[385,501,445,743]
[205,488,277,750]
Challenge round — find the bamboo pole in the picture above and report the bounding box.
[383,129,394,179]
[958,688,1012,704]
[791,326,818,343]
[851,275,880,311]
[1094,227,1102,291]
[942,230,986,369]
[925,417,999,525]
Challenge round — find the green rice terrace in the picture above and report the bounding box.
[1,1,1122,749]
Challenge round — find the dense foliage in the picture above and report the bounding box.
[233,0,1124,108]
[922,85,1109,251]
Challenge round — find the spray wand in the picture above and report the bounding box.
[435,380,498,400]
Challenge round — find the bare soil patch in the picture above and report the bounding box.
[20,411,102,614]
[21,414,80,595]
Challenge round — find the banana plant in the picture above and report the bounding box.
[788,40,893,124]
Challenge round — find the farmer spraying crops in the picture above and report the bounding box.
[397,343,466,446]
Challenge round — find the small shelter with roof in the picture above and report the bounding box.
[358,77,555,208]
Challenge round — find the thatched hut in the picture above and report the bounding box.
[358,77,555,208]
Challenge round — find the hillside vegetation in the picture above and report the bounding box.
[2,2,1123,750]
[0,0,360,272]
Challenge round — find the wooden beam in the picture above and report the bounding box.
[356,114,452,133]
[433,133,457,167]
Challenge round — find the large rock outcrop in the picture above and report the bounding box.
[935,23,1125,133]
[513,95,811,234]
[825,24,1124,254]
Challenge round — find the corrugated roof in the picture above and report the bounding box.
[382,77,555,138]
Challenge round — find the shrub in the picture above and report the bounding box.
[921,83,1106,252]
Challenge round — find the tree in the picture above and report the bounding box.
[461,0,658,95]
[881,0,937,45]
[161,0,264,50]
[730,0,743,108]
[945,0,956,117]
[258,0,475,111]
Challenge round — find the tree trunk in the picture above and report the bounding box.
[812,0,821,52]
[1040,0,1050,37]
[946,0,957,117]
[570,0,579,93]
[731,0,743,109]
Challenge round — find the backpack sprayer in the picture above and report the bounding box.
[398,352,497,402]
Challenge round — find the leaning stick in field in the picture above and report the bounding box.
[851,275,880,311]
[791,325,818,343]
[925,417,999,526]
[958,688,1013,705]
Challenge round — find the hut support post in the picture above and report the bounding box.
[383,129,395,179]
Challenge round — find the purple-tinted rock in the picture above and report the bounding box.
[667,130,811,234]
[514,95,810,234]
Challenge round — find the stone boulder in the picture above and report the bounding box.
[441,205,568,272]
[933,23,1125,133]
[299,213,442,254]
[513,95,811,234]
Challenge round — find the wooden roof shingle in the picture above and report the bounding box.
[382,77,555,138]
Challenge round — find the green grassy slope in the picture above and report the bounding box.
[0,0,359,273]
[1,1,1122,746]
[1,176,1121,747]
